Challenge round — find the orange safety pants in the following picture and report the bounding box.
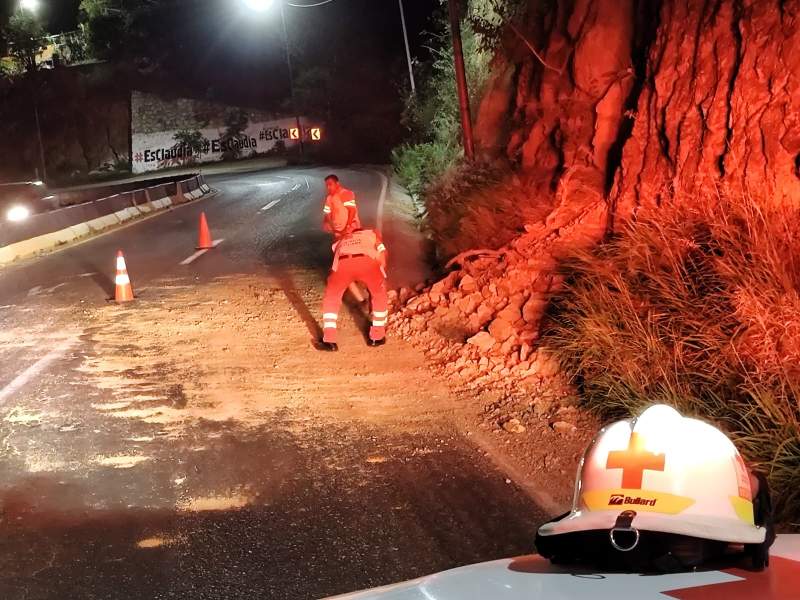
[322,256,387,343]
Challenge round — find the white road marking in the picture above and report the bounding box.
[291,182,301,191]
[0,336,77,407]
[180,250,206,265]
[260,199,281,212]
[179,239,224,265]
[304,176,310,192]
[39,283,68,295]
[28,282,69,299]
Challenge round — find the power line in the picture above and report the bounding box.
[285,0,337,7]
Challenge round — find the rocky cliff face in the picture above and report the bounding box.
[478,0,800,218]
[395,0,800,408]
[612,0,800,216]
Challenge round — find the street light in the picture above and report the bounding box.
[241,0,417,147]
[242,0,272,11]
[16,0,48,182]
[241,0,305,156]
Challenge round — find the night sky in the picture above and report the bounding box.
[1,0,443,108]
[177,0,443,102]
[0,0,441,57]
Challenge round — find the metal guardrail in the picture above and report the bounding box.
[0,174,207,248]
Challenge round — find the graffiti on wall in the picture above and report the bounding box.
[131,117,321,174]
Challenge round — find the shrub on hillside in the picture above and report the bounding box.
[392,18,490,204]
[423,163,553,259]
[391,140,459,201]
[546,191,800,523]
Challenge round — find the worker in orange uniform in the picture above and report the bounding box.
[322,174,361,239]
[320,228,388,351]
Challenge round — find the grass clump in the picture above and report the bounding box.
[546,190,800,523]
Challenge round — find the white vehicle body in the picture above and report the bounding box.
[329,534,799,600]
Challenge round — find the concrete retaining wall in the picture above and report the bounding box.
[0,174,213,266]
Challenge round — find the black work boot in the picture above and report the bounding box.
[368,338,386,347]
[319,341,339,352]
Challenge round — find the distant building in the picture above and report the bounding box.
[2,29,99,74]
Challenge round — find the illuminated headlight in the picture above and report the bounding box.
[6,205,31,222]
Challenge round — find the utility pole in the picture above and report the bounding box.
[280,2,305,158]
[398,0,416,95]
[33,99,47,182]
[447,0,474,161]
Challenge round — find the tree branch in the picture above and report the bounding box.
[445,248,504,270]
[506,20,564,75]
[482,0,564,74]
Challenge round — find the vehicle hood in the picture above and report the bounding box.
[327,534,800,600]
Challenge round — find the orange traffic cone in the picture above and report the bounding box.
[197,212,213,250]
[114,250,134,303]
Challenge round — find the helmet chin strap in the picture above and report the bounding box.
[609,510,640,552]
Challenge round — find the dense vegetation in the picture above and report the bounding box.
[398,1,800,525]
[391,10,491,206]
[547,191,800,522]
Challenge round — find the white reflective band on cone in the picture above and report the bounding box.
[115,274,130,285]
[343,201,356,207]
[377,244,386,252]
[372,320,386,327]
[323,313,338,320]
[323,322,337,329]
[116,257,127,270]
[373,311,388,318]
[323,206,332,213]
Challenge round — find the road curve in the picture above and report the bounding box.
[0,165,547,600]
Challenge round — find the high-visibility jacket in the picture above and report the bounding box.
[323,187,361,234]
[331,229,386,272]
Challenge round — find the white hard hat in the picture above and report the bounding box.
[538,404,767,545]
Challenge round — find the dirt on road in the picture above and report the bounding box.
[0,268,554,599]
[0,169,587,598]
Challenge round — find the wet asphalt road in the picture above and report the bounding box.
[0,165,547,599]
[0,422,541,600]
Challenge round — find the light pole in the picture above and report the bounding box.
[242,0,305,157]
[243,0,417,119]
[18,0,48,181]
[278,2,305,157]
[447,0,474,160]
[397,0,415,95]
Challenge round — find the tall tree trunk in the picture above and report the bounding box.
[475,0,800,224]
[476,0,637,198]
[611,0,800,219]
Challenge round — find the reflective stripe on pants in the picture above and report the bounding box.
[322,256,388,344]
[322,312,338,343]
